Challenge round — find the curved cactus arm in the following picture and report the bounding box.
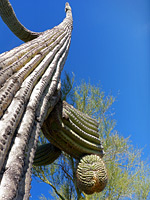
[0,0,40,42]
[63,102,99,137]
[33,143,61,166]
[42,118,83,158]
[63,101,99,128]
[41,101,108,195]
[42,101,104,159]
[0,3,73,199]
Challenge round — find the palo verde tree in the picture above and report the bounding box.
[33,76,150,200]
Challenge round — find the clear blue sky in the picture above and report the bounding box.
[0,0,150,199]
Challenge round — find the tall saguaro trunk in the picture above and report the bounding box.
[0,1,73,199]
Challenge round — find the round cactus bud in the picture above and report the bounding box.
[76,154,108,194]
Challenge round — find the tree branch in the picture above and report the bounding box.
[40,170,66,200]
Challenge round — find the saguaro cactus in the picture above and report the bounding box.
[0,1,73,199]
[0,1,108,199]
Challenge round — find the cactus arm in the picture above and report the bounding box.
[33,143,61,166]
[63,105,99,137]
[62,118,100,145]
[0,0,40,42]
[41,101,108,194]
[42,101,104,159]
[63,101,99,127]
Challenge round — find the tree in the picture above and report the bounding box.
[33,75,150,200]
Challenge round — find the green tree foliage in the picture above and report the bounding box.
[33,74,150,200]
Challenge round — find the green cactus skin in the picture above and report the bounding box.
[42,101,104,159]
[76,155,108,195]
[41,101,108,195]
[33,143,61,166]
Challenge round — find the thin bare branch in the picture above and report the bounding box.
[40,170,66,200]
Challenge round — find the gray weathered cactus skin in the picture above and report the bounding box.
[0,2,72,199]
